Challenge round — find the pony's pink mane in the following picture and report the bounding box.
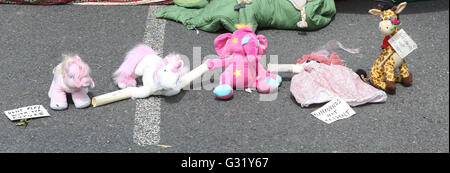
[63,55,95,88]
[113,44,157,87]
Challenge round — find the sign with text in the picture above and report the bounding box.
[311,97,356,124]
[388,29,417,58]
[4,105,50,121]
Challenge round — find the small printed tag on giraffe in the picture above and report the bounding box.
[388,29,417,58]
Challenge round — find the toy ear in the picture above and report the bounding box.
[73,55,81,61]
[65,58,75,68]
[242,37,258,58]
[63,62,70,75]
[256,35,267,55]
[395,2,407,14]
[90,78,95,88]
[71,56,83,65]
[163,58,169,66]
[176,60,183,69]
[369,9,382,16]
[214,33,233,58]
[171,60,184,73]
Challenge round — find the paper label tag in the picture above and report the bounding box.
[4,105,50,121]
[311,97,356,124]
[388,29,417,58]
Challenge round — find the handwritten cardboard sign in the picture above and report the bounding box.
[388,29,417,58]
[311,97,356,124]
[4,105,50,121]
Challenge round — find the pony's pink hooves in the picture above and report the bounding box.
[257,75,281,93]
[214,85,234,100]
[216,92,233,100]
[117,77,137,88]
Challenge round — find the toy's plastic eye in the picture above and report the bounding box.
[306,60,311,63]
[316,61,321,63]
[164,69,167,72]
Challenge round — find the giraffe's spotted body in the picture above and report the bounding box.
[365,3,413,94]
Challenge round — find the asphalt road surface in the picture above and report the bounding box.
[0,0,448,153]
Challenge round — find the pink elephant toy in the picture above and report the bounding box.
[206,27,281,99]
[48,55,95,110]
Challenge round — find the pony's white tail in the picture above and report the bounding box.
[113,44,157,87]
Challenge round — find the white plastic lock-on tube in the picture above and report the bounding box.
[267,64,304,73]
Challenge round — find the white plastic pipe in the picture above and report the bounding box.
[175,63,209,90]
[92,63,210,107]
[267,64,304,73]
[91,88,133,107]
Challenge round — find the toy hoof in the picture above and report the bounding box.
[264,76,282,88]
[257,75,281,93]
[356,69,369,82]
[214,85,233,99]
[50,102,68,110]
[401,73,413,87]
[385,81,396,95]
[276,75,282,86]
[118,83,127,89]
[74,99,91,109]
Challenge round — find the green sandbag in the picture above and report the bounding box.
[156,0,336,32]
[173,0,209,8]
[157,0,239,32]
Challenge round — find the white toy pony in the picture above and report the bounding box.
[113,44,188,99]
[48,55,95,110]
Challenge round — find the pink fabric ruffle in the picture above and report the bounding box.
[290,63,387,107]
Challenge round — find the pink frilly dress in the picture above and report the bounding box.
[290,60,387,107]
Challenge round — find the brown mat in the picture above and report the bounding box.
[0,0,173,5]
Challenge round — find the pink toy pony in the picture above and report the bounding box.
[205,27,281,99]
[113,44,188,99]
[48,55,95,110]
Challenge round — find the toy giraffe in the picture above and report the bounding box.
[359,1,413,94]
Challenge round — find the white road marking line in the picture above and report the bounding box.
[133,6,166,146]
